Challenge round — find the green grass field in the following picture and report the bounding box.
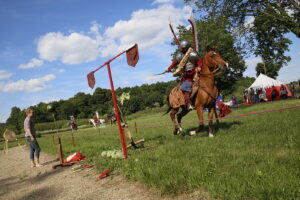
[4,99,300,199]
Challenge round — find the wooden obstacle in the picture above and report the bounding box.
[3,129,22,154]
[124,126,144,149]
[52,137,72,169]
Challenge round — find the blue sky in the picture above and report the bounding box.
[0,0,299,122]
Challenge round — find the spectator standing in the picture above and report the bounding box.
[24,109,42,167]
[271,86,279,101]
[249,88,255,103]
[280,84,287,99]
[243,90,248,103]
[254,89,259,103]
[290,82,296,98]
[216,93,224,109]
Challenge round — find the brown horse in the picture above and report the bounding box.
[167,46,228,137]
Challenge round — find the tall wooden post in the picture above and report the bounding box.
[107,63,128,159]
[57,137,64,164]
[135,122,138,134]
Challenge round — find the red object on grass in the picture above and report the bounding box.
[66,152,84,163]
[218,101,232,118]
[98,169,110,179]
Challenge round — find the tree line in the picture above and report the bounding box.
[3,81,178,134]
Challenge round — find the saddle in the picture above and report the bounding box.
[168,83,199,109]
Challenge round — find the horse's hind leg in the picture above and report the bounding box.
[170,108,180,135]
[177,108,190,134]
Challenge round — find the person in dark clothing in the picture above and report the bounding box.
[280,84,287,99]
[24,109,42,167]
[271,86,279,101]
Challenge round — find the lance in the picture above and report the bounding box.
[169,17,181,49]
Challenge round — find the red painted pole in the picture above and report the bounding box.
[106,63,128,159]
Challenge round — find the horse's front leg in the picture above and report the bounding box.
[188,105,204,136]
[208,107,215,137]
[196,105,205,133]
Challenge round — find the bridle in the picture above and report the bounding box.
[199,51,226,78]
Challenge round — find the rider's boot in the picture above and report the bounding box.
[184,92,194,110]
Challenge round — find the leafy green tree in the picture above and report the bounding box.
[253,8,292,78]
[6,106,23,134]
[185,0,298,78]
[185,0,299,37]
[56,101,77,120]
[175,18,246,93]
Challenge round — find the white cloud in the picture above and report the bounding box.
[0,70,13,80]
[37,32,100,64]
[0,117,7,123]
[0,74,55,93]
[152,0,175,5]
[18,58,44,69]
[101,4,191,57]
[145,74,165,81]
[58,69,65,73]
[35,4,190,64]
[243,57,262,77]
[297,52,300,55]
[245,57,262,68]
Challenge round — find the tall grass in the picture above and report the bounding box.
[32,99,300,199]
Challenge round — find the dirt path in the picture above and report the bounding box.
[0,146,202,200]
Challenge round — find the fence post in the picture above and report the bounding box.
[135,122,138,134]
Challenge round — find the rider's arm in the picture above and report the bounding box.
[166,60,178,72]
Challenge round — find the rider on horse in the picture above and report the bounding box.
[165,40,203,110]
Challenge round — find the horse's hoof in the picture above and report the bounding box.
[189,131,196,136]
[176,129,181,135]
[179,127,182,132]
[173,129,179,135]
[208,133,214,138]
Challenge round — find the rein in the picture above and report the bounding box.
[197,82,218,102]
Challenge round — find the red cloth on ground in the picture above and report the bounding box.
[218,101,232,117]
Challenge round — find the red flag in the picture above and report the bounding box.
[126,44,139,67]
[87,71,95,89]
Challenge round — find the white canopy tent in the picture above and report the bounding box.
[247,74,283,90]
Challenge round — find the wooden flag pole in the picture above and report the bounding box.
[107,63,128,159]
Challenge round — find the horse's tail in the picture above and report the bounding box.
[164,94,172,115]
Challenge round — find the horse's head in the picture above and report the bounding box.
[203,46,228,75]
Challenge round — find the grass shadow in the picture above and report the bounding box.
[181,121,242,136]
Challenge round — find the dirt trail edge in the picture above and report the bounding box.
[0,145,205,200]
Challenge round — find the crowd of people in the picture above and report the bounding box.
[243,87,267,104]
[243,82,299,104]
